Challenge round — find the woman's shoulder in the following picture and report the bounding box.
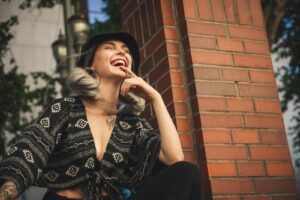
[36,96,82,120]
[45,96,81,109]
[50,96,80,104]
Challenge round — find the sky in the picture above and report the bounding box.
[87,0,109,23]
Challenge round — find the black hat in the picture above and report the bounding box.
[76,32,140,73]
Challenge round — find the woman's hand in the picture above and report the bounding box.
[120,66,184,165]
[0,181,18,200]
[119,66,160,102]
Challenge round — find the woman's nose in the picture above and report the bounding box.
[116,49,126,55]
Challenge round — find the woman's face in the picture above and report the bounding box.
[92,39,133,80]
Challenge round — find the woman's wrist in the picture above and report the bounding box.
[149,91,162,104]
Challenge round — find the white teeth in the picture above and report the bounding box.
[111,59,126,66]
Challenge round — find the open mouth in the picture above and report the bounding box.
[111,59,127,68]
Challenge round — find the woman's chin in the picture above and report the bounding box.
[109,71,126,80]
[110,67,127,78]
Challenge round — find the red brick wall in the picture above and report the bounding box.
[121,0,196,162]
[121,0,298,199]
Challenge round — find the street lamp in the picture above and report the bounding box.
[51,30,67,72]
[51,2,89,96]
[68,14,89,53]
[51,30,68,95]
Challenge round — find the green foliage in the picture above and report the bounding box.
[0,8,59,156]
[271,0,300,167]
[89,0,121,36]
[0,16,18,58]
[273,0,300,110]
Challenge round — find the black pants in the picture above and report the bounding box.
[43,161,201,200]
[128,161,201,200]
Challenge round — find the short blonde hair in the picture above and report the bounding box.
[67,67,146,116]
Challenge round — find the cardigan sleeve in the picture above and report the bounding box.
[0,98,68,194]
[126,116,161,189]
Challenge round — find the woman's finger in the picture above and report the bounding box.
[120,77,143,96]
[120,81,127,96]
[124,85,129,95]
[119,66,137,78]
[124,81,133,95]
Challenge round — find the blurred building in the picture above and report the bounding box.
[0,1,64,74]
[0,1,64,198]
[0,0,88,199]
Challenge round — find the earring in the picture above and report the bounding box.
[93,66,100,76]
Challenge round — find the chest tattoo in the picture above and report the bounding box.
[106,115,116,130]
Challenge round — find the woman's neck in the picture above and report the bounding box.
[82,78,122,115]
[99,78,121,102]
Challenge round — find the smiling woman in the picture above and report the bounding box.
[0,32,201,200]
[92,40,132,78]
[68,33,144,116]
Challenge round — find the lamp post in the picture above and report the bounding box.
[52,1,89,95]
[52,30,67,70]
[51,30,68,95]
[68,14,89,53]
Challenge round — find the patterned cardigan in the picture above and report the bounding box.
[0,96,161,200]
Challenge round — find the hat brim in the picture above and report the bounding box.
[76,32,140,73]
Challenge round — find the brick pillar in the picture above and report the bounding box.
[121,0,298,199]
[121,0,196,163]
